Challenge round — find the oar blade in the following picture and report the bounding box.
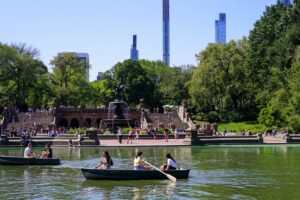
[166,174,177,182]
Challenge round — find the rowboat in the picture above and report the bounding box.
[0,156,61,165]
[81,168,190,180]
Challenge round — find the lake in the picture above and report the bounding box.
[1,145,300,199]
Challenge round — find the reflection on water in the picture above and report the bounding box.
[1,145,300,199]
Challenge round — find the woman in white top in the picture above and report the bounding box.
[160,153,177,170]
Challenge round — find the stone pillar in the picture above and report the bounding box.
[285,134,291,143]
[257,134,263,144]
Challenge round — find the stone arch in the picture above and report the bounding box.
[84,118,92,128]
[58,118,68,128]
[70,118,80,128]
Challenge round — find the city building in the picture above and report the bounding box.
[57,52,90,82]
[163,0,170,66]
[96,72,104,81]
[215,13,226,45]
[130,35,139,60]
[279,0,291,6]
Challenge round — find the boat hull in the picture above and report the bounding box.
[81,168,190,180]
[0,156,61,165]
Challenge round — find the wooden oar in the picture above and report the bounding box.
[145,161,176,182]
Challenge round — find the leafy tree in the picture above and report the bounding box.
[189,39,252,121]
[108,60,155,107]
[50,53,88,106]
[0,43,48,110]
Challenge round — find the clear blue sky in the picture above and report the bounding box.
[1,0,276,81]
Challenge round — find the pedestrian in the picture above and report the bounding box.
[223,128,227,136]
[164,128,169,142]
[174,127,180,141]
[127,128,133,144]
[153,127,158,140]
[135,127,140,140]
[117,127,123,144]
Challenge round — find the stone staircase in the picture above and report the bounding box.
[6,112,54,130]
[145,112,188,130]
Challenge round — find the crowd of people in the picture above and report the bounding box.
[114,126,181,144]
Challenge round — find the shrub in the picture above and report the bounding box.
[157,127,164,134]
[68,128,86,134]
[288,115,300,133]
[103,130,112,135]
[140,130,147,135]
[123,127,135,134]
[207,111,221,123]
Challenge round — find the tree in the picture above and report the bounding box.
[0,43,48,110]
[110,60,156,107]
[50,53,88,106]
[189,39,253,121]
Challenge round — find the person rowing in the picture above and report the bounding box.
[96,151,113,170]
[24,142,36,158]
[160,153,177,170]
[133,152,151,170]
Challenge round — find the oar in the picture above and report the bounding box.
[145,161,176,182]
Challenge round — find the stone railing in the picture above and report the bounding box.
[177,105,196,129]
[140,112,149,129]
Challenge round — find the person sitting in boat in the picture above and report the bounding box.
[40,148,49,159]
[160,153,177,170]
[133,152,151,170]
[24,142,35,158]
[46,143,53,159]
[96,151,113,170]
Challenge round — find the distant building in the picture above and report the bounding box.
[57,52,89,82]
[97,72,104,80]
[163,0,170,66]
[130,35,139,60]
[215,13,226,44]
[279,0,291,6]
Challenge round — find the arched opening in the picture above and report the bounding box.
[70,118,80,129]
[96,118,102,128]
[58,118,68,128]
[84,118,92,128]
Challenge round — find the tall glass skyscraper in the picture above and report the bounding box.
[163,0,170,66]
[130,35,139,60]
[279,0,291,6]
[215,13,226,45]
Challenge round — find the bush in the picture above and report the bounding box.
[258,107,275,127]
[288,115,300,133]
[103,130,112,135]
[123,127,135,134]
[157,127,164,134]
[207,111,221,123]
[68,129,86,135]
[140,130,147,135]
[227,112,244,122]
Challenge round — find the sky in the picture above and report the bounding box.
[1,0,277,81]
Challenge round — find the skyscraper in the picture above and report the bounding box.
[76,53,89,82]
[163,0,170,66]
[130,35,139,60]
[215,13,226,45]
[279,0,291,6]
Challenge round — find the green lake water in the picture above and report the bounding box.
[1,145,300,200]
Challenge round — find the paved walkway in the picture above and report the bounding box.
[97,139,187,147]
[263,135,287,144]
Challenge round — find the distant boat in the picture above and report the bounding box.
[0,156,61,165]
[81,168,190,180]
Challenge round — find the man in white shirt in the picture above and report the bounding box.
[24,143,35,158]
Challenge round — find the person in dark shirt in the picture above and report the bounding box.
[46,143,53,159]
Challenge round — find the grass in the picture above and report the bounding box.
[218,121,266,134]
